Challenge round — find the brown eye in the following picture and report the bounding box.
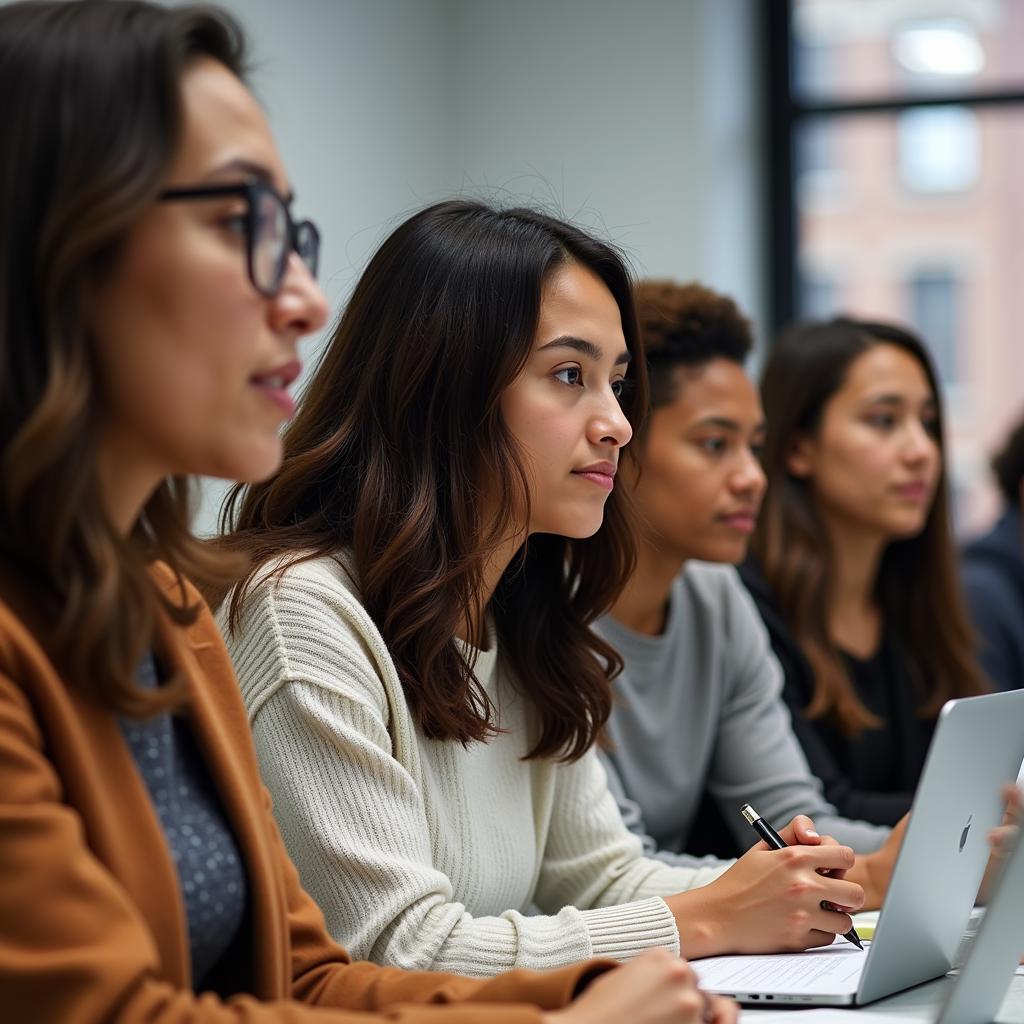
[554,366,583,387]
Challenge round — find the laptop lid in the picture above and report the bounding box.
[936,825,1024,1024]
[856,689,1024,1003]
[693,689,1024,1006]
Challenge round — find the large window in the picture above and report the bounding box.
[767,0,1024,531]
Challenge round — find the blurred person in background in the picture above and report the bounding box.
[741,318,988,828]
[962,415,1024,692]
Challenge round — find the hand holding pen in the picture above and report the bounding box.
[661,808,865,958]
[741,803,865,950]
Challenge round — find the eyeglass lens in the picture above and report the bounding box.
[252,186,319,294]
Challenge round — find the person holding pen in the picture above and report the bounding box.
[211,201,864,976]
[0,2,736,1021]
[593,281,905,910]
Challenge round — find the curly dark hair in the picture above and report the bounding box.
[634,280,753,409]
[992,415,1024,506]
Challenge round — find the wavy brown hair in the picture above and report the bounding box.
[214,199,648,762]
[752,317,987,735]
[0,1,248,716]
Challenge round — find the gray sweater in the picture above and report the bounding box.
[595,562,889,864]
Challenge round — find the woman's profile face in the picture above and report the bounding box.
[87,57,328,495]
[630,358,766,565]
[500,262,633,540]
[787,342,941,542]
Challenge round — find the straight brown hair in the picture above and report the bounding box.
[214,199,649,762]
[0,1,248,715]
[752,317,987,735]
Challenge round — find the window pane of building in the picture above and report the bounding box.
[908,268,960,384]
[792,0,1024,104]
[898,106,979,193]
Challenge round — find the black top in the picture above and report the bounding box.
[962,507,1024,692]
[120,653,248,993]
[739,560,934,827]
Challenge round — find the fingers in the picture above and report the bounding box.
[776,814,821,846]
[804,927,847,950]
[1001,783,1023,823]
[780,841,857,874]
[817,876,865,912]
[707,993,740,1024]
[987,823,1019,855]
[811,904,854,937]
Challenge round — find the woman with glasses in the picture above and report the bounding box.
[211,198,864,978]
[0,2,734,1022]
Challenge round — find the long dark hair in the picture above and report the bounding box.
[0,1,247,715]
[752,317,987,734]
[215,199,649,762]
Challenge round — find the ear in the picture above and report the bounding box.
[785,434,814,479]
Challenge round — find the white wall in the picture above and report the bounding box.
[167,0,763,534]
[181,0,458,532]
[444,0,764,342]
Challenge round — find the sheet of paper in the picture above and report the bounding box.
[693,945,867,996]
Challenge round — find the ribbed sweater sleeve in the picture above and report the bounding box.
[223,558,720,977]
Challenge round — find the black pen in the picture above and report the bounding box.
[740,802,864,950]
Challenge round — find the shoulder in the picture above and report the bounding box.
[679,562,764,636]
[679,561,747,607]
[0,590,33,667]
[222,551,400,722]
[225,551,372,644]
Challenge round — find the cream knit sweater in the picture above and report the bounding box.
[222,554,728,977]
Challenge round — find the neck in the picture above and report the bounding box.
[821,514,886,654]
[454,530,524,648]
[95,431,164,536]
[610,535,685,636]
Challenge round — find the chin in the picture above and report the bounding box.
[690,542,748,566]
[539,513,606,540]
[208,440,284,485]
[886,519,928,541]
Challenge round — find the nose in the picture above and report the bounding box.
[587,386,633,449]
[270,252,329,336]
[731,446,767,500]
[903,417,938,465]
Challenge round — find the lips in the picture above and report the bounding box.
[251,359,301,390]
[893,481,930,502]
[572,461,617,492]
[718,508,758,534]
[251,359,302,418]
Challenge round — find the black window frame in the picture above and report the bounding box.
[764,0,1024,333]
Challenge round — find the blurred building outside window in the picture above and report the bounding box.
[771,0,1024,533]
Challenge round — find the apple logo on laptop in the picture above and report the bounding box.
[959,814,973,853]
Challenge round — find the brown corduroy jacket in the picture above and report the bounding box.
[0,566,609,1022]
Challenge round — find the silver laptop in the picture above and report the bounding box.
[935,824,1024,1024]
[692,689,1024,1007]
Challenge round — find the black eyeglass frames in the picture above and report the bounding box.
[159,180,320,298]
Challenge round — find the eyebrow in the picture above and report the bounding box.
[863,392,936,410]
[204,157,294,203]
[537,335,632,366]
[693,416,765,431]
